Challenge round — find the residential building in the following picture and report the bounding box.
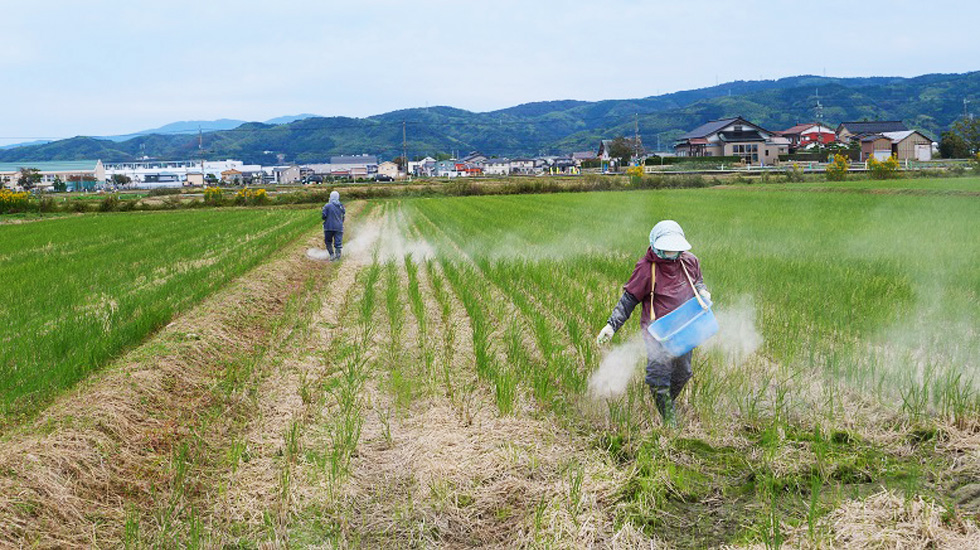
[186,172,206,186]
[674,117,789,165]
[571,151,597,165]
[409,157,437,177]
[377,161,400,179]
[860,135,895,161]
[435,160,459,178]
[777,123,837,150]
[597,140,616,166]
[859,130,934,161]
[544,157,578,174]
[461,151,487,165]
[483,158,511,176]
[461,163,483,176]
[220,169,243,183]
[509,158,535,175]
[882,130,933,161]
[273,165,302,184]
[836,121,908,143]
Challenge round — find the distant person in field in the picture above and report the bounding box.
[596,220,711,428]
[321,191,345,261]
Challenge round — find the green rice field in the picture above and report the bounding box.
[0,208,314,423]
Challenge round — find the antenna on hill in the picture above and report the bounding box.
[198,126,203,150]
[965,98,973,120]
[814,88,824,122]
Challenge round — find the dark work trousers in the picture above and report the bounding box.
[642,329,693,399]
[324,230,343,258]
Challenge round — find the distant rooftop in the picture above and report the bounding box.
[839,121,908,134]
[0,160,101,172]
[330,155,378,165]
[677,117,744,140]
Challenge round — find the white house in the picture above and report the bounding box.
[483,158,511,176]
[509,158,535,175]
[408,156,436,177]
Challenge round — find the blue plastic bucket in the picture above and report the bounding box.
[647,296,719,357]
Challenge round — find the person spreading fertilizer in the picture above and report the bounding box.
[596,220,713,428]
[321,191,346,261]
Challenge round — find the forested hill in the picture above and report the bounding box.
[4,72,978,164]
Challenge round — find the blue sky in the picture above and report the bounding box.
[2,0,977,145]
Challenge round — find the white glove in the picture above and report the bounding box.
[699,289,712,306]
[596,324,615,345]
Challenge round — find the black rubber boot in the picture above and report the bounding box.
[651,386,678,429]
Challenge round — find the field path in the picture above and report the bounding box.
[261,205,650,548]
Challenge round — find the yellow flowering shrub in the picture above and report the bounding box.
[203,186,223,205]
[868,155,901,180]
[826,154,850,182]
[234,187,270,206]
[0,188,34,214]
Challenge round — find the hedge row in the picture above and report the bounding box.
[645,156,743,166]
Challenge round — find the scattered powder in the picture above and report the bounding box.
[588,333,645,399]
[588,295,763,400]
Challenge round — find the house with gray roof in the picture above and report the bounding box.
[836,121,909,143]
[674,117,789,165]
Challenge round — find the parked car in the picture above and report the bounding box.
[374,174,394,182]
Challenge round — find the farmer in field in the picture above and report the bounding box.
[596,220,711,428]
[321,191,346,261]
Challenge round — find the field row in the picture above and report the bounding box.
[0,209,316,424]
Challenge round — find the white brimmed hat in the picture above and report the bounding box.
[649,220,691,252]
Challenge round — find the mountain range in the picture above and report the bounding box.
[2,72,977,164]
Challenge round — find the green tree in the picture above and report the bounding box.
[951,117,980,154]
[17,168,41,190]
[52,176,67,193]
[111,174,132,187]
[608,136,636,166]
[938,131,969,158]
[393,156,407,171]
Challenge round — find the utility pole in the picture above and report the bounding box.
[633,113,644,164]
[402,121,408,179]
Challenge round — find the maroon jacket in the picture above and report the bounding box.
[623,248,704,328]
